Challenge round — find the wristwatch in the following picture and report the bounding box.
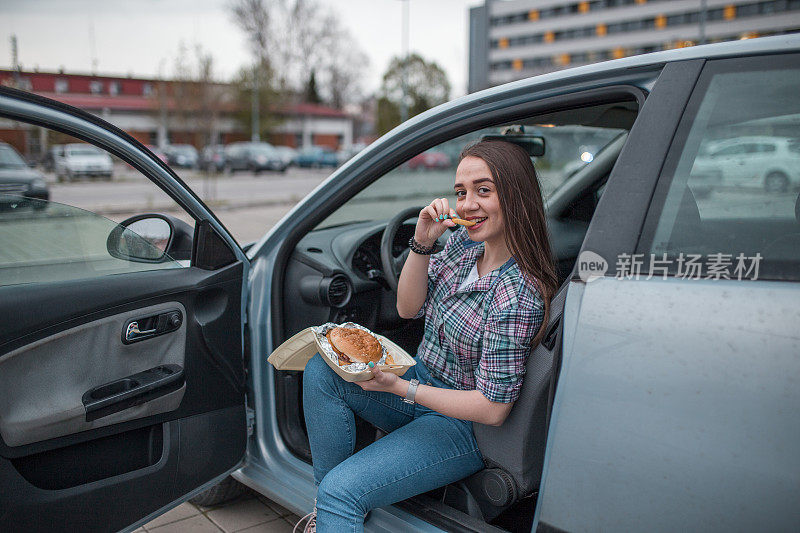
[402,379,420,405]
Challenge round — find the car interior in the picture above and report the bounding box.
[269,97,640,531]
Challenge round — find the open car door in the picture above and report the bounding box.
[0,87,248,532]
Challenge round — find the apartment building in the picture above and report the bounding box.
[469,0,800,91]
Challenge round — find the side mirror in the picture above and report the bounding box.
[107,214,193,263]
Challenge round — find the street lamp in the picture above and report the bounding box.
[400,0,409,123]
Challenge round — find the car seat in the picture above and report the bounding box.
[442,283,568,521]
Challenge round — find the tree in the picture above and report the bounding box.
[376,54,451,135]
[231,62,284,142]
[304,71,322,104]
[229,0,368,109]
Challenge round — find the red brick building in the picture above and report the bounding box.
[0,69,354,159]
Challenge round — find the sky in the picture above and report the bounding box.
[0,0,483,98]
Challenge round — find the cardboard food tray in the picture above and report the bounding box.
[267,324,415,382]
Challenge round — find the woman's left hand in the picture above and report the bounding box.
[357,365,402,394]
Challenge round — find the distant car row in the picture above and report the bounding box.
[157,142,360,174]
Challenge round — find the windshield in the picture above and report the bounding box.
[0,145,27,169]
[316,124,626,230]
[66,146,103,157]
[252,145,276,155]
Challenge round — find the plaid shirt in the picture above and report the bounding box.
[414,228,545,403]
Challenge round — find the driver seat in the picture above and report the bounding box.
[442,282,569,521]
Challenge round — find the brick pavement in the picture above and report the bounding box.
[140,491,303,533]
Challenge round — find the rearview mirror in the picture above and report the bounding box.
[480,134,546,157]
[107,214,193,263]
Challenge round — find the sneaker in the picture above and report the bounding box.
[293,503,317,533]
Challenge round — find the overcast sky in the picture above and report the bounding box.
[0,0,482,98]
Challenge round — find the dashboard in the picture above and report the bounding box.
[280,220,425,349]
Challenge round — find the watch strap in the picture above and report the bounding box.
[403,378,420,404]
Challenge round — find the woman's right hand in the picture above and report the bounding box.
[415,198,457,248]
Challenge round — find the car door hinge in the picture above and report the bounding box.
[246,406,255,436]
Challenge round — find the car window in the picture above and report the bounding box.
[317,122,625,229]
[0,120,193,287]
[640,56,800,281]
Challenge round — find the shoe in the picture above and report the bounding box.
[293,502,317,533]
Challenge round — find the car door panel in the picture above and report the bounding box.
[0,300,187,446]
[0,260,246,530]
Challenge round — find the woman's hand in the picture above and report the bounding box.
[357,365,404,395]
[414,198,457,248]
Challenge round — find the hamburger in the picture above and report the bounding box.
[326,326,383,365]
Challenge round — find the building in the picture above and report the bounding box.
[469,0,800,92]
[0,69,354,159]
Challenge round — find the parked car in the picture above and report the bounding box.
[691,135,800,193]
[0,142,49,209]
[224,142,287,173]
[163,144,199,169]
[273,146,297,169]
[144,144,169,165]
[1,35,799,533]
[199,145,226,172]
[294,145,339,168]
[404,150,451,170]
[55,143,114,181]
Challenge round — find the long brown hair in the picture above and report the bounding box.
[459,139,558,308]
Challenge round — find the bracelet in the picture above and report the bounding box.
[408,237,437,255]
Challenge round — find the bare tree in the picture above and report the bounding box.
[229,0,368,109]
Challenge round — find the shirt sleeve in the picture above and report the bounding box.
[412,228,466,319]
[475,283,545,403]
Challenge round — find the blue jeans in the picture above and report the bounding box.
[303,353,485,533]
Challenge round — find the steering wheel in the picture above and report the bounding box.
[380,206,423,292]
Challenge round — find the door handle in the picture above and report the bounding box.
[125,322,157,341]
[121,309,183,344]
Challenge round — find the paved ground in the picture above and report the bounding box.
[139,491,304,533]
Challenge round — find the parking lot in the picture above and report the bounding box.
[43,165,334,244]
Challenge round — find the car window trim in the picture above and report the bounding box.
[0,85,244,257]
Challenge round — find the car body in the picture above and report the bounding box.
[0,142,49,209]
[224,142,287,173]
[691,135,800,193]
[273,145,297,168]
[54,142,114,181]
[293,145,339,168]
[163,144,199,169]
[1,35,799,533]
[199,145,226,172]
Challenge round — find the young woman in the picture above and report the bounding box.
[299,139,558,532]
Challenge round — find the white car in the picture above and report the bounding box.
[691,135,800,193]
[55,143,114,182]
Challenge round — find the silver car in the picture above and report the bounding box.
[0,35,798,532]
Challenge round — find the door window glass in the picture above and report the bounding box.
[0,120,192,287]
[640,57,800,281]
